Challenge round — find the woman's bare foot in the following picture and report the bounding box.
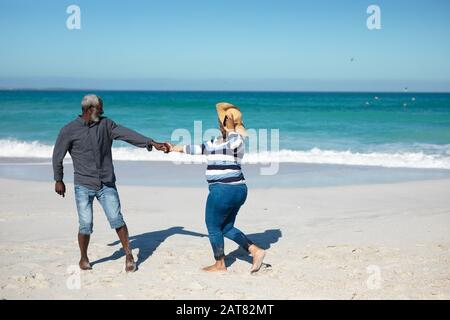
[202,259,227,272]
[125,254,136,273]
[79,258,92,270]
[248,245,266,273]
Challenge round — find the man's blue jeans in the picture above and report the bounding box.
[205,183,253,260]
[74,183,125,235]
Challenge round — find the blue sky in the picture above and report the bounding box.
[0,0,449,91]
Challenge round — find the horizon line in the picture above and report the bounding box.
[1,87,450,94]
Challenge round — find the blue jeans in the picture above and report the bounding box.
[74,183,125,235]
[205,183,253,260]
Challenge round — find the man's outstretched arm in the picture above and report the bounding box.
[108,119,169,152]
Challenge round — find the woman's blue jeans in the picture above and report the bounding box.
[205,183,253,260]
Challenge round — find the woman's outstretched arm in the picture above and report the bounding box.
[167,143,205,155]
[169,144,185,153]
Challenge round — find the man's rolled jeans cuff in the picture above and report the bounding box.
[79,225,93,235]
[109,218,126,230]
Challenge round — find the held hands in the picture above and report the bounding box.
[162,142,181,153]
[165,142,175,152]
[152,141,171,153]
[152,140,176,153]
[166,142,174,152]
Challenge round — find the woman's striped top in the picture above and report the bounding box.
[183,131,245,185]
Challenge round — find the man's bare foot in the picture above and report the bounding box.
[202,259,226,272]
[125,254,136,273]
[249,245,266,273]
[79,258,92,270]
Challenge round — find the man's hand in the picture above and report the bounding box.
[55,181,66,198]
[151,141,171,153]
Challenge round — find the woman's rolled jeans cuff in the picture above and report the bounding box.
[212,249,226,261]
[212,240,253,261]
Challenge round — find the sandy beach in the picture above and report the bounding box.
[1,174,449,300]
[2,0,450,304]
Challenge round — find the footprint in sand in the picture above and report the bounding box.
[1,283,19,290]
[215,289,245,299]
[14,272,50,289]
[187,281,205,291]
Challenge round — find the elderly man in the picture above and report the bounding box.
[52,94,169,272]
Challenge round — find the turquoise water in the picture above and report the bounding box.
[0,90,449,169]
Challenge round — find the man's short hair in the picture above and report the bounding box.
[81,94,103,112]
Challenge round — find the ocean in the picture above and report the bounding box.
[0,90,450,170]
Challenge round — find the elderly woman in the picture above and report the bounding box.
[168,102,266,273]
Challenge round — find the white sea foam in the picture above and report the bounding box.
[0,139,449,169]
[0,139,54,158]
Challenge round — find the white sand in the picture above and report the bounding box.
[1,177,449,299]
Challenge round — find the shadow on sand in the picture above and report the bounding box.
[90,226,206,269]
[225,229,282,268]
[91,227,282,271]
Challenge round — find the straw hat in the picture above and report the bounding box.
[216,102,248,136]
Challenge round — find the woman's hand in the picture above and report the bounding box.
[166,143,186,153]
[224,113,236,132]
